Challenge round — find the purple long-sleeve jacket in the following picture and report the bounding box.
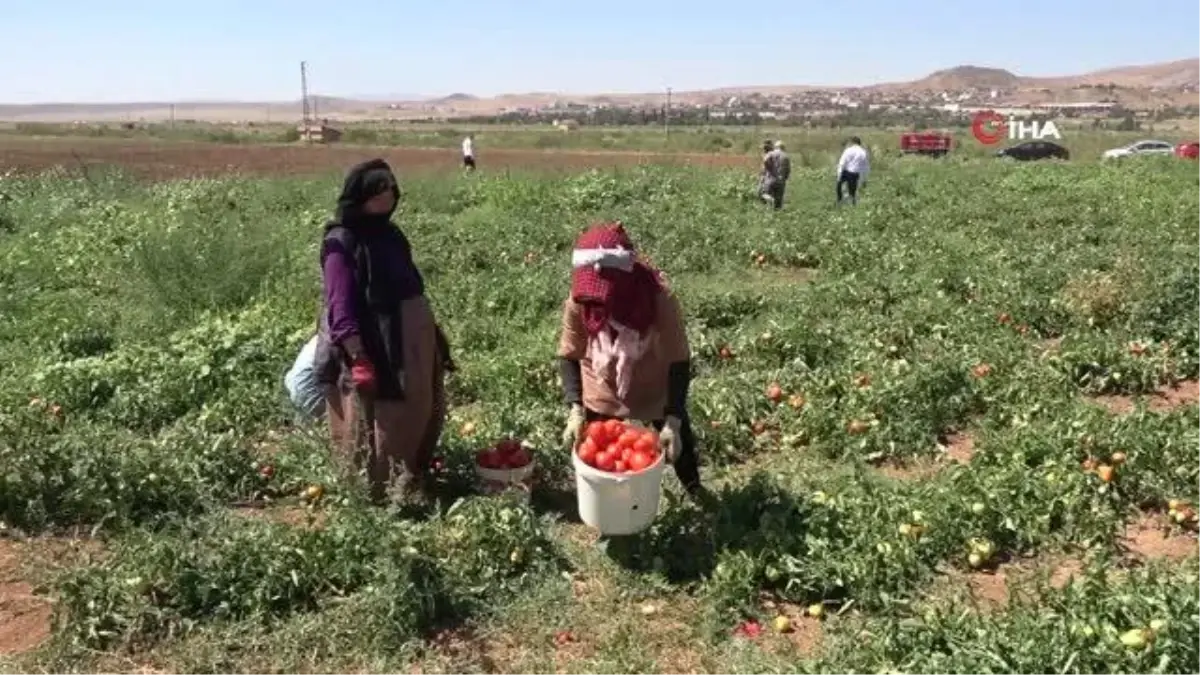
[321,230,425,345]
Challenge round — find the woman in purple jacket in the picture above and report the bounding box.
[315,159,452,503]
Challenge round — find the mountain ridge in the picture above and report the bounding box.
[1,58,1194,122]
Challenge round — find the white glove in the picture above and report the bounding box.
[659,415,683,463]
[562,404,585,450]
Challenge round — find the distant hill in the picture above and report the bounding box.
[348,93,428,102]
[901,65,1023,91]
[1028,58,1200,89]
[869,59,1198,92]
[433,93,477,103]
[1,57,1195,123]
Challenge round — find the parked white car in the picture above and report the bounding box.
[1102,140,1176,159]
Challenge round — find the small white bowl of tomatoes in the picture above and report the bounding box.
[475,438,536,498]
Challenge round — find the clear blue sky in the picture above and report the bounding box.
[2,0,1196,103]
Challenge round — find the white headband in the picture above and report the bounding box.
[572,247,634,272]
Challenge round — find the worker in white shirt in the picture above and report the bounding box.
[835,136,869,205]
[462,134,476,171]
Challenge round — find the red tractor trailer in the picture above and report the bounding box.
[900,131,953,157]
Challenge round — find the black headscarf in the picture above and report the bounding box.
[327,158,402,232]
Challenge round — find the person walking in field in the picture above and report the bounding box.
[755,139,773,202]
[462,134,476,171]
[760,140,791,209]
[314,158,455,504]
[557,222,704,497]
[835,136,869,205]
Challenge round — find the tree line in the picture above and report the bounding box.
[443,103,1198,130]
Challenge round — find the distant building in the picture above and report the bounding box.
[1029,102,1118,114]
[297,121,342,143]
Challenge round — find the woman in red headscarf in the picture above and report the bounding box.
[557,222,702,494]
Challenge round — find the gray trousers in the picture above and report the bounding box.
[761,180,786,209]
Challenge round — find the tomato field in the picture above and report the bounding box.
[1,152,1198,673]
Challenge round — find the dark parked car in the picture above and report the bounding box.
[995,141,1070,161]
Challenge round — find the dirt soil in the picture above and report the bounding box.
[939,513,1198,612]
[0,540,53,656]
[952,556,1086,610]
[1122,513,1199,561]
[0,136,753,181]
[1090,380,1200,415]
[231,505,328,530]
[758,599,826,657]
[876,432,976,481]
[0,536,105,658]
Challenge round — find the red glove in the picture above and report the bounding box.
[350,357,376,394]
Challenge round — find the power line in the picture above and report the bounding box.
[300,60,311,142]
[665,87,672,141]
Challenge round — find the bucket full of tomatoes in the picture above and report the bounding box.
[475,439,536,500]
[572,419,666,536]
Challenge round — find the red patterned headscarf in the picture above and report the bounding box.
[570,222,663,336]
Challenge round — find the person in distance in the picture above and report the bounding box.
[756,139,774,203]
[761,140,791,209]
[462,133,477,171]
[313,158,454,504]
[835,136,870,205]
[557,222,703,496]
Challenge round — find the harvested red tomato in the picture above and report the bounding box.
[507,447,532,468]
[633,436,655,455]
[575,420,660,475]
[578,437,599,465]
[603,419,624,438]
[585,421,607,442]
[476,439,533,471]
[595,449,617,472]
[616,429,640,448]
[627,449,654,472]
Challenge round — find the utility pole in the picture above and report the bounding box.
[300,60,312,143]
[665,87,672,141]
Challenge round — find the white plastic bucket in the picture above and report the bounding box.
[475,460,536,502]
[572,450,666,536]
